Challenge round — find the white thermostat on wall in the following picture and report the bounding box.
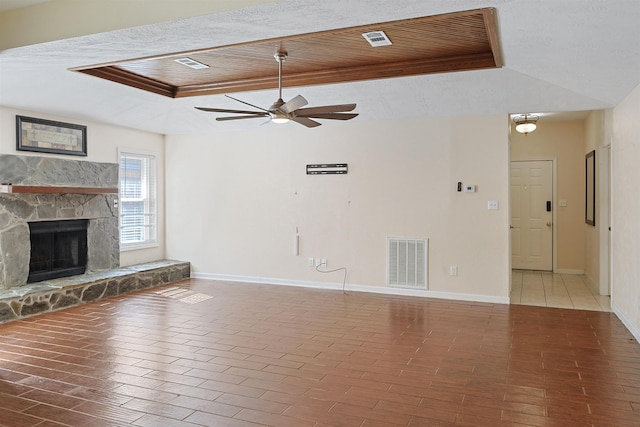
[463,185,476,193]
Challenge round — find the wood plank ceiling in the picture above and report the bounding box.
[72,8,502,98]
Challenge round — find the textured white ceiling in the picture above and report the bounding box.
[0,0,639,134]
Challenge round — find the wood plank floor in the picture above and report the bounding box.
[0,278,638,426]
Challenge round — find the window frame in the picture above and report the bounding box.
[118,148,158,251]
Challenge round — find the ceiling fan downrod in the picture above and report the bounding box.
[274,52,287,102]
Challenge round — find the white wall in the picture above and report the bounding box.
[611,83,640,341]
[584,111,608,294]
[166,115,510,301]
[0,106,166,266]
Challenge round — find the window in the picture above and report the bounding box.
[119,150,157,250]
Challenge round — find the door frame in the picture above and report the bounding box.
[510,158,558,272]
[598,145,611,295]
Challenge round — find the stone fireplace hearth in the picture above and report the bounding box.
[0,154,119,289]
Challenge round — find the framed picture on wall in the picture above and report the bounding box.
[16,115,87,156]
[585,150,595,226]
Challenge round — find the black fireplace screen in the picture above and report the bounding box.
[28,219,88,283]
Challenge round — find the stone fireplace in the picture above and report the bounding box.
[0,154,119,289]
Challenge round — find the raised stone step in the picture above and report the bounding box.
[0,260,190,323]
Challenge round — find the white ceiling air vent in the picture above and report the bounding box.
[174,57,209,69]
[362,30,392,47]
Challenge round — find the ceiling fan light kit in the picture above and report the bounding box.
[513,114,539,135]
[271,116,290,124]
[195,51,358,128]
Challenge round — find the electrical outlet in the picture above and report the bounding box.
[315,258,322,267]
[450,265,458,276]
[320,259,327,267]
[307,257,314,267]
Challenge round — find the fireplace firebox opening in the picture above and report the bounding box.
[28,219,89,283]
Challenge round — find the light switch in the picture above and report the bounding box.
[488,200,499,210]
[559,199,567,207]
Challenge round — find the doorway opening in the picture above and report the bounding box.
[508,111,612,311]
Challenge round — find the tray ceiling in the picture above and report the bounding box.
[72,8,502,98]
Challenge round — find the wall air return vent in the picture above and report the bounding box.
[362,30,392,47]
[387,238,428,290]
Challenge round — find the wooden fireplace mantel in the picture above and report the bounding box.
[0,184,118,195]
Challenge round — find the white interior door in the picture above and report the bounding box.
[511,161,553,271]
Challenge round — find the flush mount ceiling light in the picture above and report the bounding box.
[513,114,539,135]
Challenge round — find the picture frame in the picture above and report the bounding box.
[16,115,87,156]
[585,150,595,226]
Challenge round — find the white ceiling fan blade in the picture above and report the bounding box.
[296,113,358,120]
[196,107,265,115]
[216,114,269,121]
[291,117,321,128]
[280,95,308,113]
[295,104,356,115]
[225,94,269,112]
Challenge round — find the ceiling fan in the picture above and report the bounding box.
[195,52,358,128]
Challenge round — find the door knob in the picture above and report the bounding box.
[546,221,552,227]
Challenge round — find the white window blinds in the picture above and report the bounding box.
[119,151,157,249]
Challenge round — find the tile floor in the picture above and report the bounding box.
[510,270,611,312]
[0,278,638,426]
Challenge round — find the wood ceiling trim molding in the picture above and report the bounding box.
[482,8,504,67]
[175,52,499,98]
[79,66,177,97]
[71,8,503,99]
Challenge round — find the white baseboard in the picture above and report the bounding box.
[554,269,585,275]
[191,272,510,305]
[612,302,640,344]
